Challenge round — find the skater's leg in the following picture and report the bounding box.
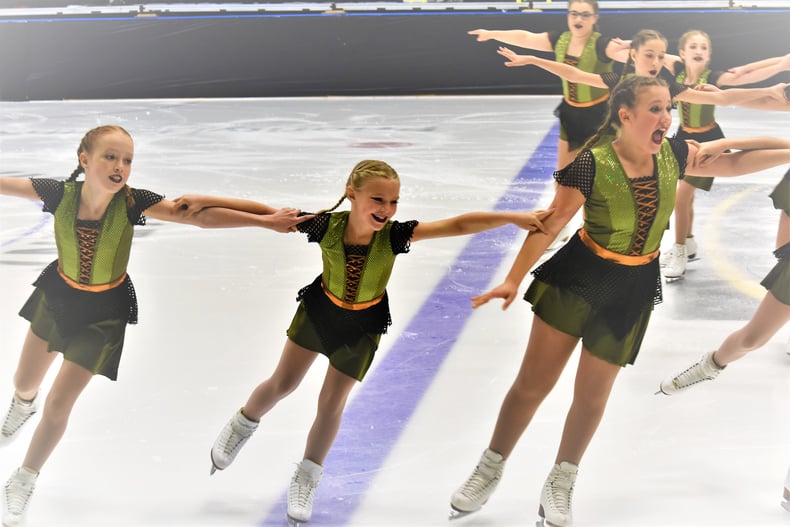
[674,180,695,246]
[488,317,579,459]
[713,292,790,366]
[303,364,357,465]
[554,348,620,465]
[23,359,92,472]
[242,339,318,421]
[13,329,58,402]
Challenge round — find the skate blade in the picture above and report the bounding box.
[664,274,685,283]
[448,508,476,520]
[287,515,306,526]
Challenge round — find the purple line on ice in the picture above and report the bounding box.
[260,125,559,526]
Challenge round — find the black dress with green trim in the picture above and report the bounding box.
[524,137,689,366]
[287,211,417,381]
[18,178,163,380]
[761,169,790,305]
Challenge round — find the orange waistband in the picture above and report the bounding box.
[680,122,717,134]
[58,267,127,292]
[321,281,384,311]
[564,93,610,108]
[578,229,658,266]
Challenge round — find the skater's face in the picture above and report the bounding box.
[679,34,712,69]
[79,130,134,193]
[567,1,597,35]
[618,85,673,154]
[347,176,400,233]
[631,38,667,78]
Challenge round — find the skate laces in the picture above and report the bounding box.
[290,468,319,512]
[670,354,721,391]
[1,395,37,439]
[4,470,36,516]
[459,461,501,502]
[217,415,256,456]
[544,464,577,516]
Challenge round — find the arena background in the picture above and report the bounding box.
[0,1,788,101]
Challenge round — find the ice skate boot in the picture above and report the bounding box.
[659,244,675,268]
[0,394,37,447]
[656,352,724,395]
[537,461,578,527]
[209,408,258,475]
[783,465,790,512]
[685,236,698,261]
[449,448,505,520]
[3,467,37,527]
[287,459,322,526]
[663,243,687,282]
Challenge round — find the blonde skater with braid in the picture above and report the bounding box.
[449,77,790,527]
[0,125,307,526]
[175,160,554,526]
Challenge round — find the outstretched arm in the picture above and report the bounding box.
[144,197,310,233]
[718,54,790,87]
[471,186,584,310]
[0,176,39,200]
[468,29,552,52]
[497,47,608,88]
[686,136,790,177]
[674,82,788,107]
[410,209,554,243]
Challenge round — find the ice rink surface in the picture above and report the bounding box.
[0,96,788,526]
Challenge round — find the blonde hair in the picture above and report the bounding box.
[318,160,400,214]
[582,76,669,149]
[678,29,711,53]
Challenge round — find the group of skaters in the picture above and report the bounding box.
[1,1,789,526]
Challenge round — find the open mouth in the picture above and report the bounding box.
[573,23,583,29]
[648,69,658,77]
[651,129,665,145]
[109,174,123,184]
[371,214,387,224]
[693,56,704,62]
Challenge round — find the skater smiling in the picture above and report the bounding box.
[449,76,790,527]
[0,125,307,527]
[176,159,554,526]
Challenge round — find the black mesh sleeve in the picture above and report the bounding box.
[30,178,64,214]
[390,220,418,254]
[554,150,595,198]
[128,188,165,226]
[601,71,621,91]
[297,213,330,243]
[667,136,690,179]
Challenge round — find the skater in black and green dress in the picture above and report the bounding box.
[0,125,307,527]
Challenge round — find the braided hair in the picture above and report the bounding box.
[581,75,669,151]
[317,160,400,214]
[68,125,136,208]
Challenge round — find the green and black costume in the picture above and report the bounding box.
[288,211,417,381]
[762,169,790,305]
[19,178,163,380]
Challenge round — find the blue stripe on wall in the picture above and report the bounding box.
[260,123,559,526]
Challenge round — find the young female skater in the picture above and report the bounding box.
[468,0,630,170]
[658,164,790,512]
[659,32,790,280]
[448,76,790,527]
[0,125,307,527]
[174,159,554,526]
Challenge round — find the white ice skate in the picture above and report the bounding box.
[536,462,577,527]
[656,352,724,395]
[685,236,698,261]
[209,409,258,475]
[0,394,38,447]
[783,466,790,512]
[449,448,505,520]
[3,468,37,527]
[287,459,322,526]
[663,243,687,282]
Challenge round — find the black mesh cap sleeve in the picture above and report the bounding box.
[390,220,418,254]
[297,213,330,243]
[128,187,165,226]
[667,136,690,179]
[30,178,65,214]
[595,34,614,63]
[601,71,621,91]
[554,150,595,199]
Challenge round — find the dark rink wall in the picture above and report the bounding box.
[0,6,788,101]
